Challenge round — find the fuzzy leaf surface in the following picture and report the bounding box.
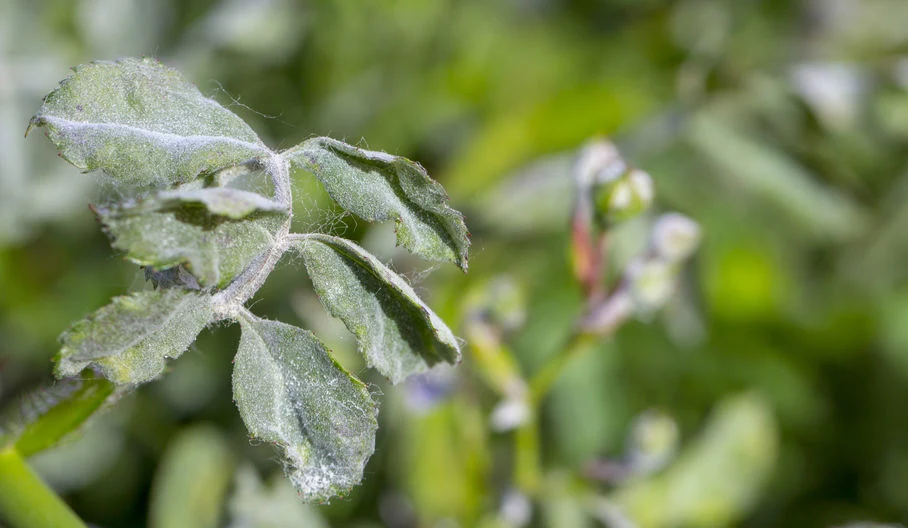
[56,289,212,384]
[28,58,269,187]
[292,234,461,384]
[232,316,378,502]
[287,137,470,269]
[157,187,286,220]
[96,197,286,289]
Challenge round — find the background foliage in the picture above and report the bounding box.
[3,0,908,526]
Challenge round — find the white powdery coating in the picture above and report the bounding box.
[158,187,286,219]
[30,58,270,185]
[56,289,213,384]
[286,137,470,270]
[233,316,378,502]
[292,234,461,384]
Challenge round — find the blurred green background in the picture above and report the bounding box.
[3,0,908,527]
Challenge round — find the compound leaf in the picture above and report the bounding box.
[96,196,286,289]
[292,234,461,384]
[286,137,470,269]
[232,316,377,502]
[56,289,213,384]
[28,57,269,187]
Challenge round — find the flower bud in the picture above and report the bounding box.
[626,258,677,314]
[575,140,624,188]
[626,410,679,476]
[651,213,701,262]
[594,168,654,226]
[490,396,531,432]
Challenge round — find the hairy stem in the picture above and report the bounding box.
[0,447,86,528]
[213,153,294,318]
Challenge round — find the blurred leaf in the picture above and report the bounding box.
[612,393,778,528]
[287,136,470,269]
[148,424,234,528]
[27,58,269,187]
[687,113,868,240]
[232,315,378,502]
[0,376,115,457]
[226,465,329,528]
[291,233,460,384]
[398,400,488,523]
[55,289,213,384]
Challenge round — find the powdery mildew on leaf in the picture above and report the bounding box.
[292,234,461,384]
[96,199,286,289]
[28,57,269,187]
[56,289,213,384]
[286,137,470,270]
[32,57,468,503]
[232,316,378,502]
[157,187,286,219]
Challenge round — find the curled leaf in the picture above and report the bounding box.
[287,137,470,269]
[291,234,461,384]
[232,315,378,502]
[157,187,286,220]
[96,197,286,289]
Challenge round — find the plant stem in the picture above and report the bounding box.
[514,415,541,495]
[0,446,86,528]
[212,152,293,319]
[528,331,597,404]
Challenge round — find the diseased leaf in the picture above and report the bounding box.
[291,234,461,384]
[96,197,286,289]
[232,315,378,502]
[286,137,470,269]
[27,57,269,187]
[157,187,286,220]
[56,289,213,384]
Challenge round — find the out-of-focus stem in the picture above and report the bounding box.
[0,447,86,528]
[528,332,597,404]
[514,414,541,495]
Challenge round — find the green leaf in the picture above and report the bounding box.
[27,58,269,187]
[226,465,330,528]
[0,376,115,457]
[286,137,470,269]
[56,289,213,384]
[149,425,234,528]
[292,234,461,384]
[232,315,378,502]
[611,393,778,527]
[96,196,286,289]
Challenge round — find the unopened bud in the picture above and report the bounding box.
[626,410,679,476]
[626,258,677,313]
[594,169,654,226]
[576,140,624,188]
[490,397,531,432]
[651,213,701,262]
